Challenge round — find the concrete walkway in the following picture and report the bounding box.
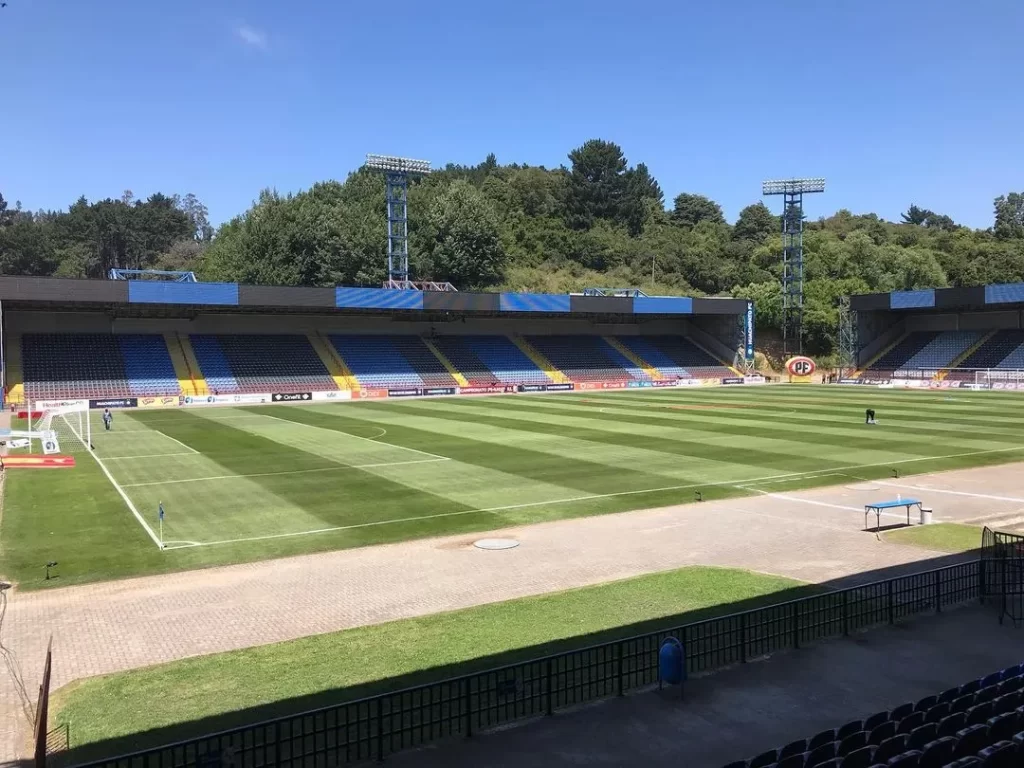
[2,463,1019,764]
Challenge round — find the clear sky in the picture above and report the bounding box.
[1,0,1021,229]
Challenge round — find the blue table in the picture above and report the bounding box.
[864,498,923,532]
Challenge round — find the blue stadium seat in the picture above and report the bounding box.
[22,333,181,400]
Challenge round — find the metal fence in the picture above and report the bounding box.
[72,561,981,768]
[981,527,1024,625]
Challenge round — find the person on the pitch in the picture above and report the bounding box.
[865,408,876,425]
[102,408,113,431]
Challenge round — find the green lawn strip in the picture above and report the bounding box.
[54,566,813,757]
[885,523,984,553]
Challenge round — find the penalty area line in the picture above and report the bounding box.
[164,444,1024,550]
[83,443,164,549]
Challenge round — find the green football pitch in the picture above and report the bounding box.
[3,386,1024,588]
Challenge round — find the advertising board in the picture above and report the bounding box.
[311,390,353,402]
[89,398,137,409]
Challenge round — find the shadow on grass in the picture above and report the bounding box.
[47,550,982,767]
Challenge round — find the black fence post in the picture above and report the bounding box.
[740,613,747,663]
[935,568,942,613]
[793,603,800,649]
[616,643,624,697]
[887,580,895,625]
[274,720,281,767]
[842,590,850,636]
[376,698,384,763]
[546,659,554,715]
[464,679,473,738]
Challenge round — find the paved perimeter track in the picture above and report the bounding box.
[2,463,1019,764]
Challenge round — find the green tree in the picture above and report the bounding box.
[422,180,506,289]
[733,202,777,242]
[564,139,629,229]
[994,193,1024,240]
[671,193,725,228]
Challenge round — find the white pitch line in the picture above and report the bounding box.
[872,480,1024,504]
[258,412,450,460]
[152,428,200,454]
[157,444,1024,550]
[120,457,449,488]
[744,490,895,516]
[103,452,201,460]
[76,434,163,548]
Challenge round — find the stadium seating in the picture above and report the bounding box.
[461,336,549,385]
[190,335,336,394]
[120,335,182,396]
[630,335,734,379]
[899,330,982,372]
[945,331,1024,381]
[330,335,426,389]
[864,332,940,375]
[386,336,458,387]
[525,335,647,382]
[22,333,180,401]
[189,335,239,395]
[17,331,737,399]
[722,662,1024,768]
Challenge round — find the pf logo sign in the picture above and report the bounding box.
[786,356,816,378]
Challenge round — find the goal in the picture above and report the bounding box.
[30,401,92,454]
[973,369,1024,391]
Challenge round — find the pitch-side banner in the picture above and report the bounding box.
[138,395,181,409]
[33,399,89,411]
[459,385,516,395]
[271,392,312,403]
[182,393,272,406]
[311,390,353,402]
[89,397,138,409]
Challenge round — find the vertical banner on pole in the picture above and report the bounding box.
[744,301,755,362]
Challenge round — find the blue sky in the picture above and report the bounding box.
[1,0,1021,229]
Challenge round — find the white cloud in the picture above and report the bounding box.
[235,24,268,50]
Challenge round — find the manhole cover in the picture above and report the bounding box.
[845,482,881,491]
[474,538,520,551]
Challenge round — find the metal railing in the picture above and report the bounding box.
[72,561,981,768]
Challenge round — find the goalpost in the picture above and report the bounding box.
[973,369,1024,391]
[29,401,92,454]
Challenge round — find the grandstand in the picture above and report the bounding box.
[849,284,1024,388]
[0,277,749,405]
[726,663,1024,767]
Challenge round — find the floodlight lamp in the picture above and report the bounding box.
[365,154,432,175]
[761,178,826,196]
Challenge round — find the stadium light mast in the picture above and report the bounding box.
[365,154,432,289]
[761,178,826,356]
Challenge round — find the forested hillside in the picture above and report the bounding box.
[3,139,1023,354]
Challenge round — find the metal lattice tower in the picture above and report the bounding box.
[838,295,858,377]
[366,154,432,289]
[762,178,825,355]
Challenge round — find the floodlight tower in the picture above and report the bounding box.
[365,154,432,289]
[761,178,826,356]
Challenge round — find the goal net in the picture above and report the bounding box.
[973,369,1024,391]
[30,402,92,454]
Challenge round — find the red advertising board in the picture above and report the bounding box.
[354,389,388,399]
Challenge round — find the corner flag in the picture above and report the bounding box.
[158,502,165,521]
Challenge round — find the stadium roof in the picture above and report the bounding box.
[850,283,1024,312]
[0,276,747,317]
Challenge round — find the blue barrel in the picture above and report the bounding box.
[659,637,684,685]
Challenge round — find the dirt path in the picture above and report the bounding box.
[2,462,1017,765]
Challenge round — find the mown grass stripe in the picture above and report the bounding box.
[251,406,690,496]
[350,400,895,474]
[465,395,1024,452]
